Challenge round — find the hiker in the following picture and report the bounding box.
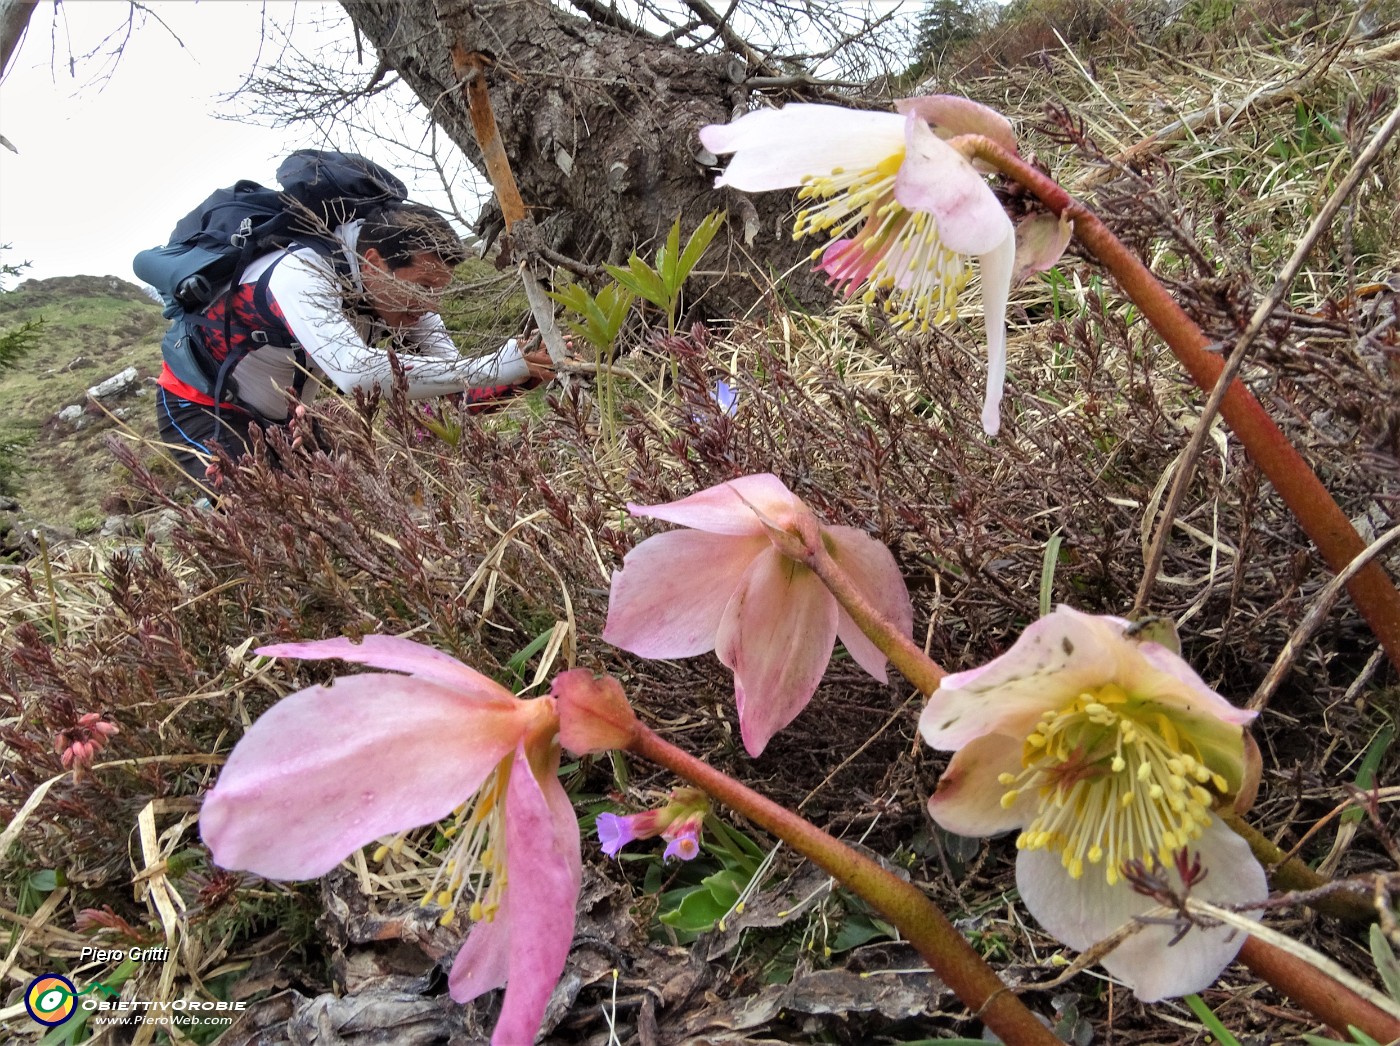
[153,202,555,481]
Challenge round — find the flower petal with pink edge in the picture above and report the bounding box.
[919,606,1123,750]
[201,675,526,879]
[894,116,1009,257]
[603,530,765,657]
[1016,821,1265,1001]
[450,744,583,1045]
[978,228,1015,436]
[926,732,1029,837]
[895,95,1018,155]
[628,473,801,536]
[825,525,913,682]
[699,104,905,193]
[257,635,512,699]
[1126,641,1257,728]
[716,548,839,756]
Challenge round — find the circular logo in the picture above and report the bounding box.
[25,974,77,1027]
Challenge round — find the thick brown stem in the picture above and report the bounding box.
[629,723,1059,1044]
[1220,809,1376,924]
[970,138,1400,674]
[1237,935,1400,1041]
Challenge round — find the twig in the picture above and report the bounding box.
[450,46,570,367]
[1251,524,1400,711]
[1133,95,1400,620]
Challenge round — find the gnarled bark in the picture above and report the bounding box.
[337,0,827,313]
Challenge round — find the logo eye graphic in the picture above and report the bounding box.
[25,974,78,1026]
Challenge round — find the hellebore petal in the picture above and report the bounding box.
[926,732,1029,838]
[699,104,906,192]
[716,547,839,756]
[258,634,508,698]
[921,605,1263,1001]
[825,524,914,682]
[894,116,1010,257]
[603,529,765,658]
[1017,821,1265,1001]
[700,97,1023,432]
[200,674,523,880]
[895,95,1018,155]
[1012,212,1073,286]
[978,228,1015,436]
[919,606,1124,751]
[629,472,803,536]
[449,741,582,1046]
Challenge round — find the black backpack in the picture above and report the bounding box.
[133,151,408,410]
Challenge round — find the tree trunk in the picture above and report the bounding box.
[336,0,826,315]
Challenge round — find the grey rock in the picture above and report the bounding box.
[145,509,183,544]
[87,366,140,400]
[99,515,134,538]
[57,405,84,425]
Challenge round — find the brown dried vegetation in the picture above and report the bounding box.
[3,5,1400,1043]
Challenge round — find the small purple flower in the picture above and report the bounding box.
[712,380,738,416]
[595,788,710,861]
[661,812,704,862]
[596,810,661,858]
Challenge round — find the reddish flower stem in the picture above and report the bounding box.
[628,723,1060,1044]
[802,528,946,694]
[1237,936,1400,1041]
[967,138,1400,673]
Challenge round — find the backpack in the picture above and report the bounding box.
[133,150,408,411]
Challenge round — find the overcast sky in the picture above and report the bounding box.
[0,0,919,285]
[0,1,460,283]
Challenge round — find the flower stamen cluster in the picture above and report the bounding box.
[999,683,1229,885]
[382,762,513,927]
[796,158,972,330]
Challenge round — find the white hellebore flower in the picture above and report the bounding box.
[919,606,1266,1002]
[699,96,1067,436]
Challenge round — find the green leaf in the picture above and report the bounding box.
[1038,529,1062,618]
[1344,723,1394,824]
[1184,993,1242,1046]
[673,210,725,295]
[830,912,895,953]
[1370,923,1400,1002]
[655,217,682,294]
[604,257,669,309]
[658,869,743,933]
[506,627,557,686]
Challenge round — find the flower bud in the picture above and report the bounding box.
[553,670,639,756]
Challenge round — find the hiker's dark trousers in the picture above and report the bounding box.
[156,387,271,484]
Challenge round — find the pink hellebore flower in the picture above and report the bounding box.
[919,607,1265,1002]
[603,473,912,757]
[199,636,581,1046]
[700,96,1068,436]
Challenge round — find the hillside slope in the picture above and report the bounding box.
[0,275,166,531]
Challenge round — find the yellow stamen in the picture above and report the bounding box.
[1006,684,1236,883]
[793,150,973,330]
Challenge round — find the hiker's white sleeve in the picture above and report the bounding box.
[402,315,531,391]
[269,254,531,399]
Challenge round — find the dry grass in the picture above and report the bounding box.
[2,6,1400,1043]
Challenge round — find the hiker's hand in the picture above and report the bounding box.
[523,350,556,383]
